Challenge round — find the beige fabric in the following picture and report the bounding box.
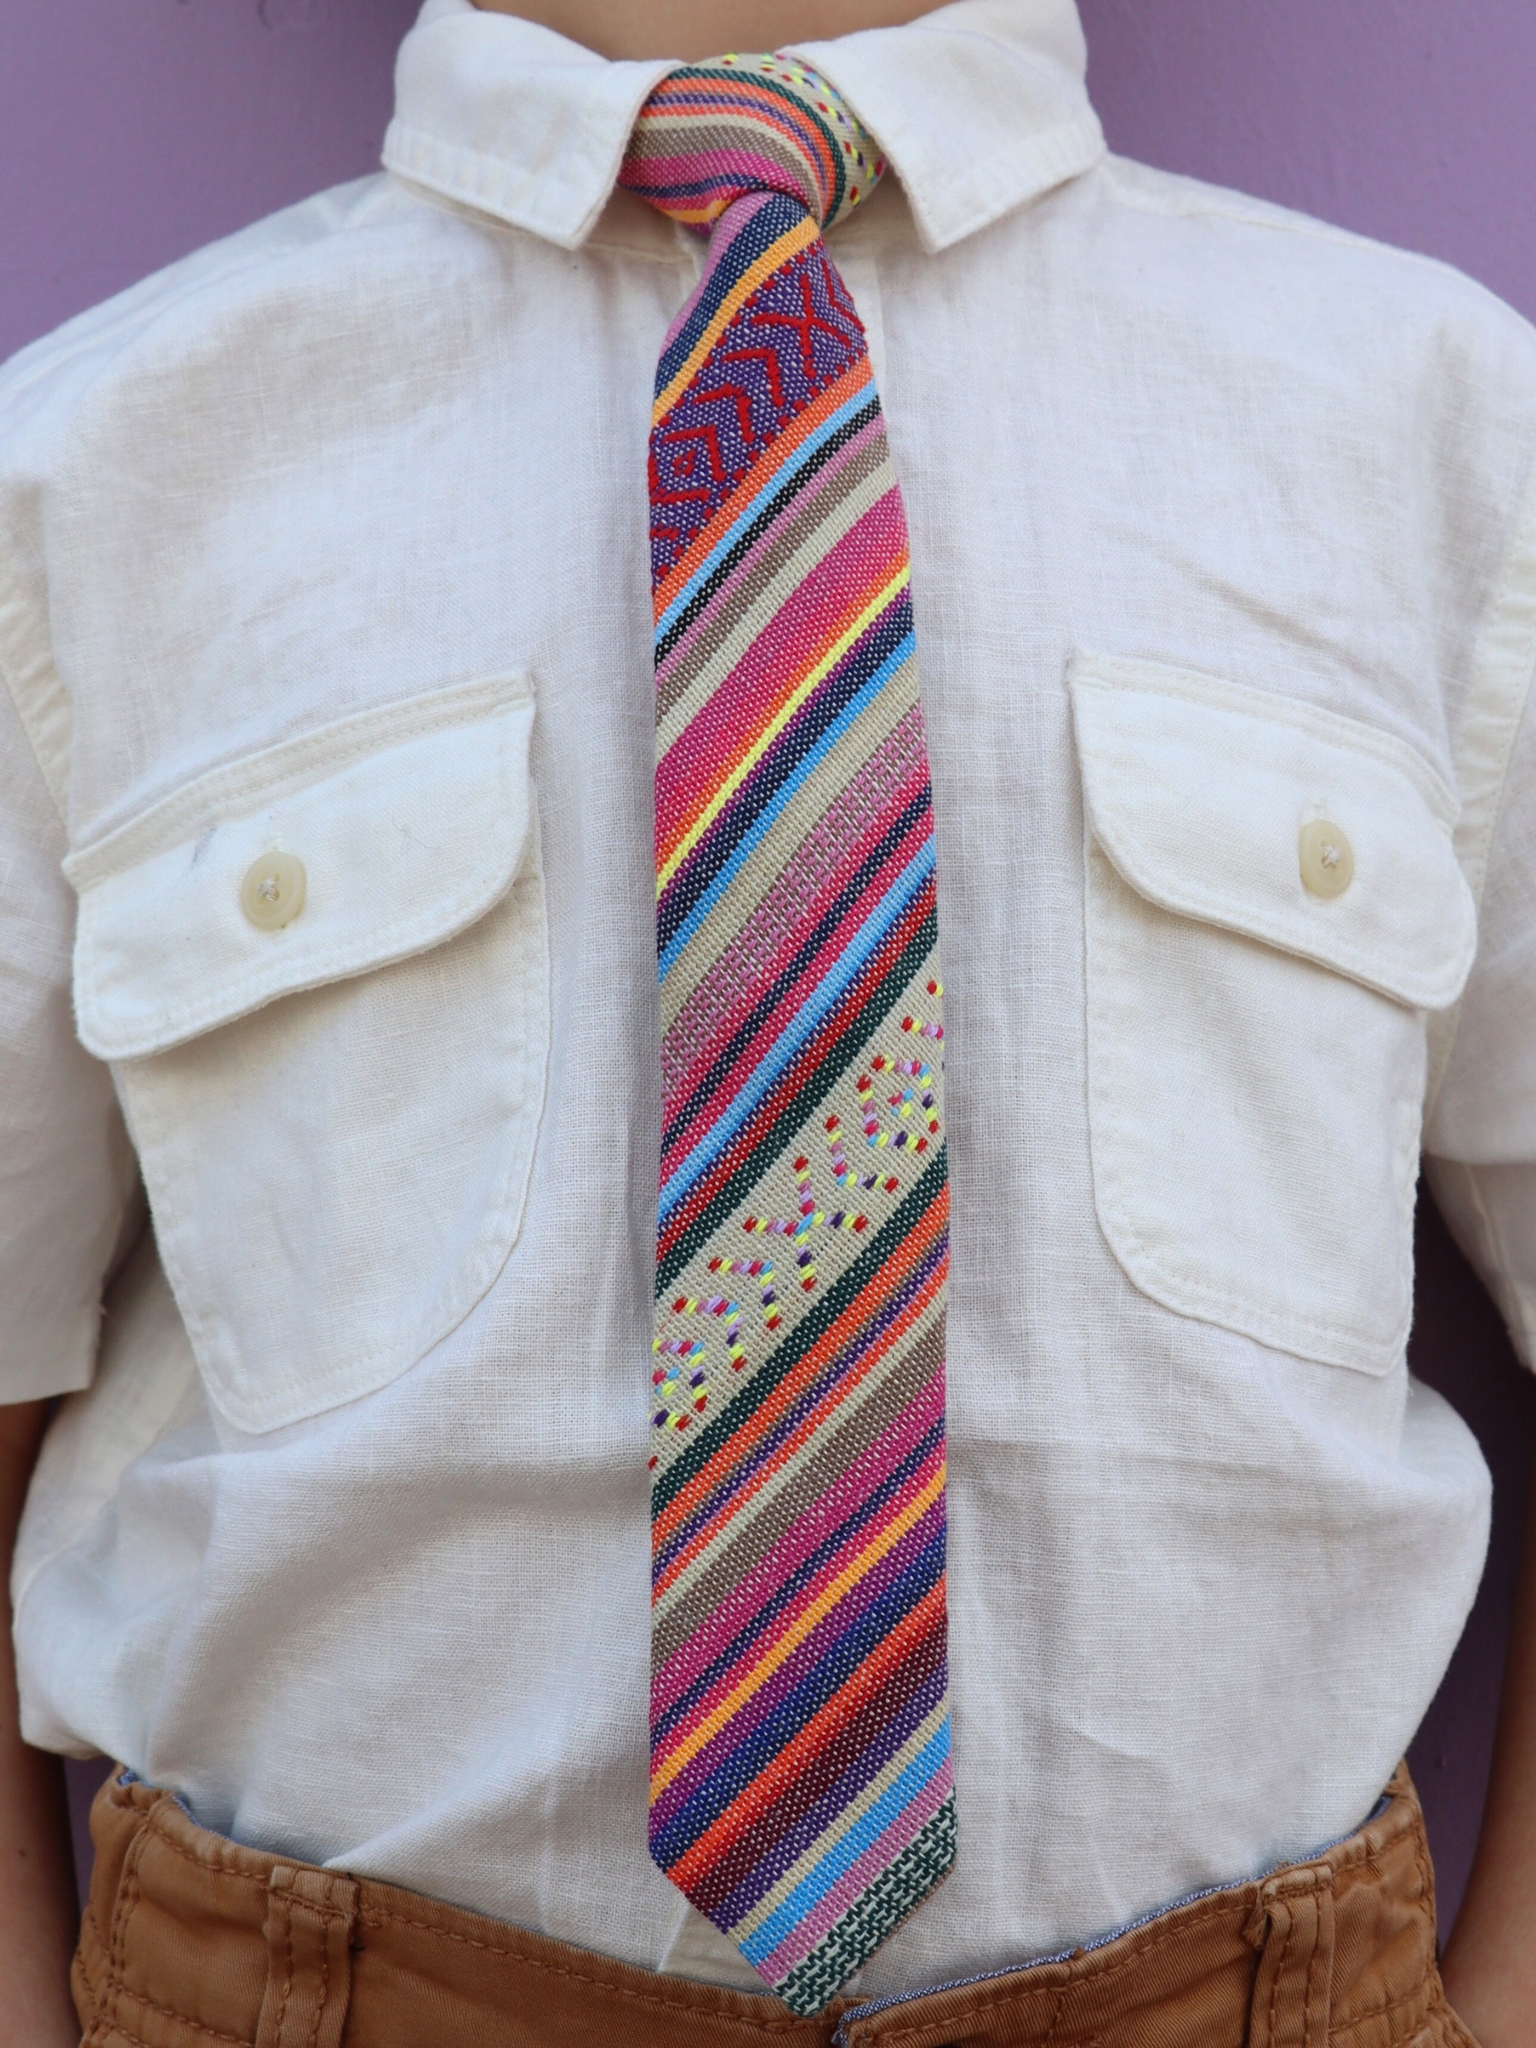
[2,0,1536,2006]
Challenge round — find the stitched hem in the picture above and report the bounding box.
[82,1773,1430,2046]
[1083,830,1418,1377]
[92,1984,251,2048]
[64,672,531,886]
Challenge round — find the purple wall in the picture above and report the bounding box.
[0,0,418,365]
[1082,0,1536,323]
[2,0,1533,361]
[3,0,1534,1936]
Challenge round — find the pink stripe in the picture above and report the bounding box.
[629,147,802,192]
[655,412,888,696]
[650,1365,947,1720]
[657,800,932,1177]
[760,1757,955,1984]
[637,89,830,183]
[655,492,907,856]
[649,1494,948,1834]
[653,1447,946,1770]
[661,708,927,1097]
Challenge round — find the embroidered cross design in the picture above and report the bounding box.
[750,251,862,378]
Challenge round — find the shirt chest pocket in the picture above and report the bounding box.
[66,675,549,1433]
[1070,653,1477,1375]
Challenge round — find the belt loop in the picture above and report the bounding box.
[255,1864,360,2048]
[1244,1867,1336,2048]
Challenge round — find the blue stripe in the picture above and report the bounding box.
[649,1415,945,1747]
[657,837,935,1222]
[711,1648,950,1933]
[649,1527,946,1868]
[641,175,757,202]
[656,630,915,982]
[658,594,913,958]
[737,1720,951,1963]
[655,383,877,640]
[655,191,807,397]
[658,784,931,1161]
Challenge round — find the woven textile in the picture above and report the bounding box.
[620,57,955,2015]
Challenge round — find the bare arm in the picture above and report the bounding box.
[0,1400,78,2048]
[1441,1435,1536,2047]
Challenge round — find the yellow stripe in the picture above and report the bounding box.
[653,213,820,426]
[649,1454,945,1797]
[656,564,910,896]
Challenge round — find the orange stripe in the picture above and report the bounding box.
[650,1455,946,1787]
[651,1251,946,1603]
[651,1187,948,1564]
[652,355,874,622]
[651,1188,950,1569]
[650,1189,947,1564]
[665,1577,948,1892]
[653,213,817,427]
[648,74,840,196]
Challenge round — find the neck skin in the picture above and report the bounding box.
[469,0,932,62]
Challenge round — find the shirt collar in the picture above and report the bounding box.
[382,0,1104,254]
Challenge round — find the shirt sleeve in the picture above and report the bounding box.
[1424,614,1536,1371]
[0,661,138,1403]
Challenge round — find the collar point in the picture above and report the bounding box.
[382,120,598,251]
[906,111,1107,254]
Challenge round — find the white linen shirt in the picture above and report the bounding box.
[4,0,1536,2000]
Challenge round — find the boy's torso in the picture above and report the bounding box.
[3,0,1533,2000]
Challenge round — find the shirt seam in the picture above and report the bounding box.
[897,110,1105,249]
[1103,158,1373,249]
[0,190,382,424]
[381,165,689,268]
[64,671,532,884]
[1072,651,1463,818]
[1424,445,1536,1117]
[1457,1162,1536,1370]
[0,545,69,825]
[1101,152,1535,300]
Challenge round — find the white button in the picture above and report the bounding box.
[240,851,307,931]
[1298,819,1354,899]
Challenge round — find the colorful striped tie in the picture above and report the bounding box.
[620,55,955,2015]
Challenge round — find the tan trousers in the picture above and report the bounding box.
[75,1762,1476,2047]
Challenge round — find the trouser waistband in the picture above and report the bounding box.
[75,1761,1472,2047]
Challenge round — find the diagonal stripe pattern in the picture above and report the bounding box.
[621,54,955,2015]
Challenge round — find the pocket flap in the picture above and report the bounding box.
[67,674,535,1060]
[1069,653,1477,1011]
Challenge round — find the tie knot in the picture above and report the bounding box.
[620,53,886,236]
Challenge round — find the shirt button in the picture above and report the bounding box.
[240,850,307,931]
[1298,818,1354,899]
